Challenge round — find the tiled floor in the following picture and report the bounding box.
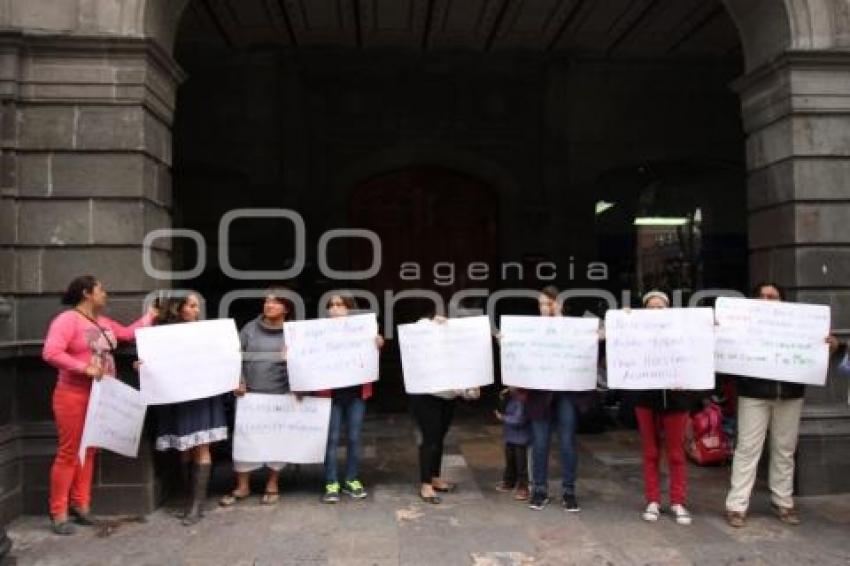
[4,416,850,565]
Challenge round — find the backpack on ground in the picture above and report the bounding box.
[685,402,732,466]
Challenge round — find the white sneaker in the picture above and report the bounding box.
[642,501,660,522]
[671,504,692,525]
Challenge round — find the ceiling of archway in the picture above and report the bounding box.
[176,0,741,60]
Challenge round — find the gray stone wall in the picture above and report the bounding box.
[0,357,21,525]
[0,33,181,523]
[736,52,850,494]
[1,35,180,343]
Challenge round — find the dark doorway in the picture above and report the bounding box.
[348,166,498,411]
[171,0,749,413]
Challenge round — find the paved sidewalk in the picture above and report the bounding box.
[4,416,849,565]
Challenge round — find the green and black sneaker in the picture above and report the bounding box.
[342,479,368,500]
[322,482,341,504]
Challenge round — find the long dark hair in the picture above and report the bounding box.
[752,282,785,301]
[61,275,98,306]
[326,293,357,310]
[153,293,197,326]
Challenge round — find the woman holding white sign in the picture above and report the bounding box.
[524,286,582,512]
[407,310,481,504]
[724,283,839,528]
[221,288,292,506]
[42,275,154,535]
[316,294,384,504]
[632,291,697,526]
[150,293,227,526]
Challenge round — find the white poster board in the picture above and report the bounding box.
[285,313,380,392]
[715,297,831,385]
[136,319,241,405]
[79,377,146,464]
[500,316,599,391]
[232,393,331,464]
[398,316,494,394]
[605,308,715,390]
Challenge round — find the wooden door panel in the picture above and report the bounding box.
[350,166,498,302]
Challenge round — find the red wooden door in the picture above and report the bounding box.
[350,166,499,320]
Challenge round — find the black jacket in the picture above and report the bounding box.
[734,335,847,400]
[735,376,805,400]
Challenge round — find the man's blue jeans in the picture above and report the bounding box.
[530,393,578,497]
[324,397,366,484]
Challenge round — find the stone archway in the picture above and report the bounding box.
[2,0,850,526]
[721,0,793,71]
[150,0,850,497]
[148,0,850,66]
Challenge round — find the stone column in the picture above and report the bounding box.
[737,51,850,495]
[0,32,182,516]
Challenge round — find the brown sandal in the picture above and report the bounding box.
[772,504,801,525]
[261,491,280,505]
[725,510,746,528]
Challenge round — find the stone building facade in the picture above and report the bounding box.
[0,0,849,523]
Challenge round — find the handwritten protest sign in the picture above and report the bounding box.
[398,316,494,394]
[233,393,331,464]
[500,316,599,391]
[136,319,241,405]
[715,297,831,385]
[285,313,379,391]
[79,377,146,464]
[605,308,715,390]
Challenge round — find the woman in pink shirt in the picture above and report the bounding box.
[42,275,152,535]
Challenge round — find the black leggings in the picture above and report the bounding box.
[503,443,529,487]
[409,395,455,484]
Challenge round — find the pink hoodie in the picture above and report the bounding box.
[42,310,153,391]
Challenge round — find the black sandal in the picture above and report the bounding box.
[419,492,441,504]
[433,483,457,493]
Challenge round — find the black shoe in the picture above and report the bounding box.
[419,492,441,504]
[528,493,550,511]
[562,493,580,512]
[69,507,96,526]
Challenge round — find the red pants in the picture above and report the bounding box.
[635,407,688,505]
[50,385,97,518]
